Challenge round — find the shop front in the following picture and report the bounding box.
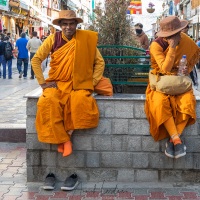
[0,0,9,33]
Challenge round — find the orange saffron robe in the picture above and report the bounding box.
[32,30,104,144]
[145,33,200,141]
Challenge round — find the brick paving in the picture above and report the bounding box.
[0,142,200,200]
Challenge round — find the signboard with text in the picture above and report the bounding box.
[0,0,9,11]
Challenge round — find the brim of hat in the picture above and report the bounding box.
[156,20,188,38]
[52,17,83,26]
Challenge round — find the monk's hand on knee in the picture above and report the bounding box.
[40,81,57,90]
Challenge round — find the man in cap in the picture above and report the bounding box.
[134,23,149,50]
[145,16,199,159]
[31,10,106,191]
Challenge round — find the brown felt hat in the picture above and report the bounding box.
[52,10,83,26]
[157,16,188,38]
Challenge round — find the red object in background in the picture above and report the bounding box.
[174,0,180,5]
[0,20,2,31]
[145,50,150,55]
[38,27,44,39]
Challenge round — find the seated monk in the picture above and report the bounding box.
[145,16,200,159]
[31,10,113,191]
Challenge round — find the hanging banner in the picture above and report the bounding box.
[127,0,142,15]
[0,0,9,11]
[174,0,180,6]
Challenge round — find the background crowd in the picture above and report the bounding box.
[0,22,200,90]
[0,29,48,79]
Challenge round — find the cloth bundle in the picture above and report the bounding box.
[94,76,113,96]
[149,71,192,95]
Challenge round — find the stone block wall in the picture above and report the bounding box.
[26,92,200,183]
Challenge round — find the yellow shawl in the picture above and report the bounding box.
[46,30,98,91]
[47,38,75,81]
[73,30,97,90]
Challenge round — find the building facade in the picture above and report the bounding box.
[157,0,200,40]
[0,0,93,44]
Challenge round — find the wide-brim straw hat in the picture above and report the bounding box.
[52,10,83,26]
[157,16,188,38]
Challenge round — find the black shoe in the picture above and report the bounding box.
[30,76,34,79]
[19,71,23,78]
[61,173,79,191]
[165,139,174,158]
[43,173,56,190]
[174,143,186,159]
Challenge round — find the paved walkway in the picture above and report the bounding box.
[0,58,48,128]
[1,60,200,199]
[1,142,200,199]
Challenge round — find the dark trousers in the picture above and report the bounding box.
[190,67,198,86]
[2,55,12,79]
[17,58,29,77]
[196,62,200,70]
[30,52,35,78]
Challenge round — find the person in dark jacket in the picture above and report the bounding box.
[2,36,13,79]
[134,23,149,50]
[0,34,4,78]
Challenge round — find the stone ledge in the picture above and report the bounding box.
[0,128,26,143]
[25,88,200,182]
[24,87,147,101]
[24,87,200,101]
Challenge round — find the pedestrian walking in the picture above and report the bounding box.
[15,32,29,79]
[2,36,13,79]
[0,34,4,78]
[26,31,42,79]
[40,35,49,70]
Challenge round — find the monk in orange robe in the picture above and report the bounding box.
[31,10,108,156]
[31,10,112,191]
[145,16,200,159]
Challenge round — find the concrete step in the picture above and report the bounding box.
[0,124,26,143]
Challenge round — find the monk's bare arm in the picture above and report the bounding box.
[150,41,176,73]
[31,34,54,85]
[93,48,105,86]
